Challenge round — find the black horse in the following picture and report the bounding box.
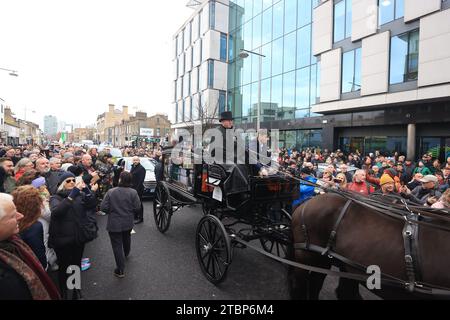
[288,192,450,300]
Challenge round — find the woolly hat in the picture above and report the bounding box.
[31,177,46,189]
[57,171,76,185]
[380,174,395,186]
[64,152,74,160]
[67,165,83,177]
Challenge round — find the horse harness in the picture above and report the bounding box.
[296,197,430,296]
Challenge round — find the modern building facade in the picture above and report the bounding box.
[172,0,231,129]
[310,0,450,160]
[173,0,450,161]
[44,115,58,136]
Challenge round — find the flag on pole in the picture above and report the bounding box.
[59,132,67,144]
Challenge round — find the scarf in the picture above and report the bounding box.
[0,236,60,300]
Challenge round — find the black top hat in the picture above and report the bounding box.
[219,111,234,122]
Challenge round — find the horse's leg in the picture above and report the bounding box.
[335,264,363,300]
[289,250,330,300]
[308,271,328,300]
[288,267,310,300]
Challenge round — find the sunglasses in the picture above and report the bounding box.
[65,179,76,183]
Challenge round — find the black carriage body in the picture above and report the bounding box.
[155,146,301,283]
[159,146,299,213]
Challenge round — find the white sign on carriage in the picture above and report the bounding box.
[140,128,154,137]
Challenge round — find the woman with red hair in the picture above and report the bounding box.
[12,186,47,269]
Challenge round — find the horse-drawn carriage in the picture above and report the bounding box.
[154,146,450,299]
[153,146,299,283]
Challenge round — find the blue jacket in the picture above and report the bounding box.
[293,176,318,208]
[20,221,47,270]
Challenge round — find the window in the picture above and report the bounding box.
[379,0,404,26]
[334,0,352,43]
[298,0,312,28]
[208,60,214,88]
[175,36,178,58]
[181,29,185,51]
[210,1,215,29]
[228,34,234,61]
[156,128,160,136]
[342,48,362,93]
[219,91,226,114]
[273,1,284,40]
[187,71,191,96]
[220,33,227,61]
[174,80,177,102]
[157,118,160,124]
[390,29,419,84]
[197,67,200,92]
[198,10,202,37]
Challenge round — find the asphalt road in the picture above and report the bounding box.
[80,200,379,300]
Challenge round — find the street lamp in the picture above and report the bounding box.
[238,48,265,132]
[0,67,19,77]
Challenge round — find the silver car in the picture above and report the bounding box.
[119,157,157,198]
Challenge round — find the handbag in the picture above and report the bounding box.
[74,208,98,245]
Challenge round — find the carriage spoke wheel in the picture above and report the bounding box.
[196,215,231,284]
[258,204,291,258]
[153,182,172,233]
[259,233,290,259]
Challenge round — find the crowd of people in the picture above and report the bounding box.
[0,140,449,300]
[0,143,163,300]
[277,147,450,210]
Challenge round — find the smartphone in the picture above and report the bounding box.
[75,176,83,185]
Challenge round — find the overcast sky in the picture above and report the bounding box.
[0,0,193,128]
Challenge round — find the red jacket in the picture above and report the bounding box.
[346,181,375,196]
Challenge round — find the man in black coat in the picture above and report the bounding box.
[130,157,146,224]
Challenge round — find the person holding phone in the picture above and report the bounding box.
[49,172,97,300]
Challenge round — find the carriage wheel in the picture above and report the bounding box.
[259,234,289,259]
[153,182,172,233]
[259,204,291,258]
[196,215,231,284]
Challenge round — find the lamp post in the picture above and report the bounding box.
[0,67,19,77]
[238,48,265,132]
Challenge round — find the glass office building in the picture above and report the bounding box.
[227,0,323,149]
[173,0,450,160]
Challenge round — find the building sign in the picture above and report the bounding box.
[140,128,154,137]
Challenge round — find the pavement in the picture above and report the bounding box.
[80,200,380,300]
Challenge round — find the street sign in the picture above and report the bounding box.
[140,128,154,137]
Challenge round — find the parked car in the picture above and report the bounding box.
[99,146,123,162]
[118,157,157,198]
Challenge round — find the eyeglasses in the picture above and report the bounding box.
[65,179,76,183]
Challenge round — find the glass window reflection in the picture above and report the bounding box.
[284,0,297,35]
[272,37,283,76]
[253,14,262,49]
[298,0,312,28]
[262,7,273,45]
[283,71,296,119]
[334,1,345,42]
[273,0,284,40]
[271,75,283,115]
[390,34,407,84]
[297,25,311,69]
[296,67,310,109]
[284,32,296,73]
